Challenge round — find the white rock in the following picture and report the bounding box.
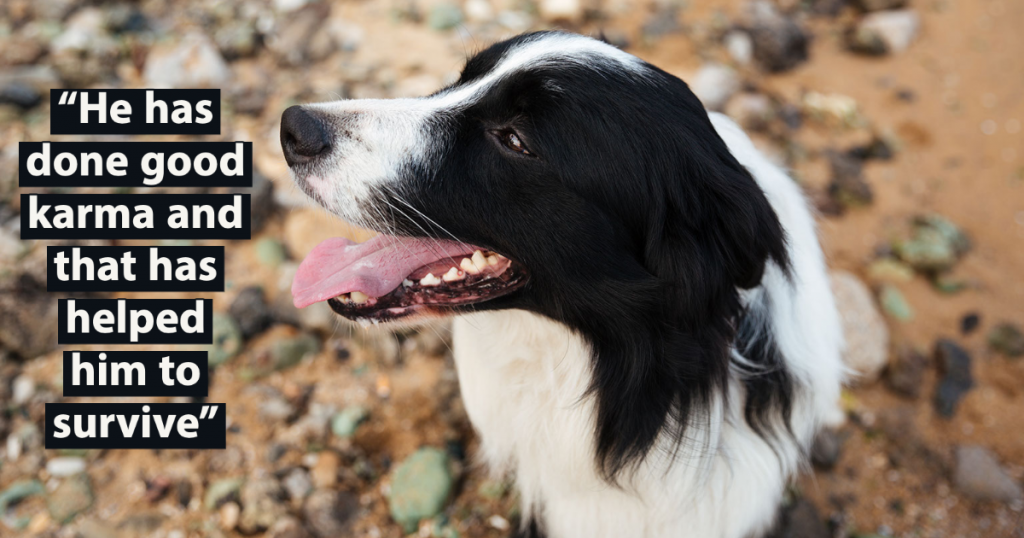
[538,0,584,22]
[273,0,309,13]
[465,0,495,22]
[859,9,920,54]
[690,63,741,111]
[51,8,108,53]
[11,374,35,406]
[725,30,754,66]
[830,271,890,383]
[143,33,231,88]
[46,457,87,477]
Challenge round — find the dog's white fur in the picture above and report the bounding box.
[453,113,843,538]
[294,34,844,538]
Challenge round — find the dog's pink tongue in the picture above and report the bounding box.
[292,235,473,308]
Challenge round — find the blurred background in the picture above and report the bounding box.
[0,0,1022,536]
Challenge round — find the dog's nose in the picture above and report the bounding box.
[280,106,330,166]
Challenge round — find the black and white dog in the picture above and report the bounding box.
[282,32,844,538]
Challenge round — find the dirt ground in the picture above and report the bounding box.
[1,0,1023,537]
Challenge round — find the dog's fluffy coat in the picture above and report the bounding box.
[286,32,844,538]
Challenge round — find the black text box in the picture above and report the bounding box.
[21,194,250,240]
[45,403,226,449]
[58,298,213,345]
[63,351,209,397]
[47,246,225,292]
[19,142,252,188]
[50,89,220,136]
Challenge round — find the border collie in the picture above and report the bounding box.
[281,31,844,538]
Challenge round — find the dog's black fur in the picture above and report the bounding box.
[369,32,794,479]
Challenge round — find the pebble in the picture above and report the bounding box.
[810,427,843,470]
[879,285,914,322]
[11,374,35,405]
[267,4,332,66]
[268,516,311,538]
[0,479,45,512]
[897,214,969,273]
[854,0,909,12]
[271,333,321,372]
[311,450,340,489]
[0,81,42,109]
[207,313,244,367]
[204,477,244,510]
[219,501,241,530]
[827,150,874,210]
[331,405,369,438]
[724,30,754,66]
[866,258,914,284]
[933,339,974,418]
[960,312,981,335]
[848,10,920,56]
[282,467,314,501]
[830,271,890,382]
[302,489,358,538]
[885,345,927,399]
[238,477,289,533]
[229,286,274,339]
[143,33,232,88]
[772,498,830,538]
[256,238,289,268]
[745,1,810,72]
[45,457,87,477]
[49,8,120,87]
[953,445,1023,503]
[233,171,276,235]
[690,63,741,111]
[538,0,584,22]
[215,20,260,60]
[428,4,465,30]
[724,93,775,131]
[988,322,1024,358]
[0,274,59,359]
[46,473,94,524]
[388,447,453,533]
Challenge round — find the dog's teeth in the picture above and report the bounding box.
[420,273,441,286]
[472,250,488,271]
[349,291,369,304]
[460,258,480,275]
[442,267,464,282]
[403,279,414,287]
[486,255,499,266]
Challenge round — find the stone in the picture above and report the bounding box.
[46,457,87,477]
[690,63,741,111]
[238,477,289,533]
[143,33,231,88]
[0,81,42,109]
[885,345,927,399]
[268,516,311,538]
[117,512,165,534]
[271,333,321,372]
[879,285,913,322]
[229,286,273,339]
[388,447,453,533]
[50,8,120,87]
[802,91,862,129]
[827,150,873,209]
[724,93,775,131]
[539,0,584,22]
[204,477,244,510]
[282,468,314,501]
[215,20,260,60]
[866,258,914,284]
[933,339,973,418]
[830,271,890,383]
[207,313,243,367]
[233,171,276,234]
[256,238,288,268]
[11,374,35,406]
[960,312,981,335]
[953,445,1023,503]
[745,1,810,72]
[311,451,340,489]
[848,10,920,56]
[331,406,369,438]
[302,489,358,538]
[47,473,93,524]
[724,30,754,66]
[220,501,241,530]
[0,274,59,359]
[428,4,465,30]
[988,323,1024,358]
[0,479,45,512]
[810,428,843,470]
[771,498,829,538]
[854,0,908,12]
[268,4,332,66]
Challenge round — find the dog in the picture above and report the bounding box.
[281,31,844,538]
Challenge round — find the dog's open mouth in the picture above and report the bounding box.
[292,235,528,322]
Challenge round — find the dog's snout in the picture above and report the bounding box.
[280,106,330,166]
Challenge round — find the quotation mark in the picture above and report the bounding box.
[58,91,79,105]
[199,405,219,419]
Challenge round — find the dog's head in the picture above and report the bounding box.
[283,31,790,476]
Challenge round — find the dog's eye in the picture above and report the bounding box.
[498,130,531,155]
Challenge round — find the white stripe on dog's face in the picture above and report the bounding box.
[287,33,647,229]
